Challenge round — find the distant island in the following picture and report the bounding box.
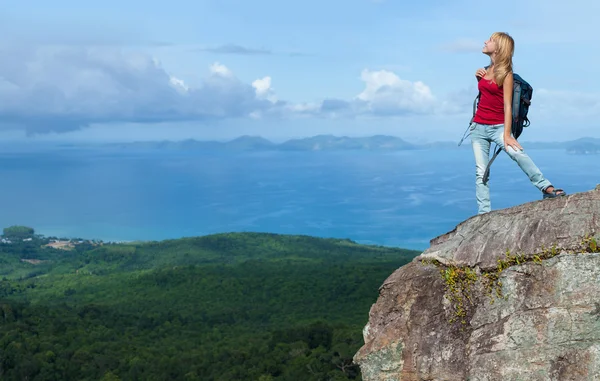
[104,134,600,153]
[108,134,429,152]
[566,142,600,155]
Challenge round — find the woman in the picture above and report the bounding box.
[471,32,565,215]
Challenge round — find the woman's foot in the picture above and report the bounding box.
[543,186,566,199]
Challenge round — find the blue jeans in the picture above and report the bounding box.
[470,122,552,214]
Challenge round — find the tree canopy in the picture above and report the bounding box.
[0,230,420,380]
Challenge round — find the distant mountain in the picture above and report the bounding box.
[111,134,418,152]
[111,135,274,151]
[519,141,565,150]
[278,134,416,151]
[223,135,275,150]
[522,137,600,150]
[107,135,600,153]
[109,139,220,151]
[566,142,600,155]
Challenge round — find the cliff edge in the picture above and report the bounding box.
[354,186,600,380]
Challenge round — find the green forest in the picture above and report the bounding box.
[0,226,420,380]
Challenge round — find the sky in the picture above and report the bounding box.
[0,0,598,143]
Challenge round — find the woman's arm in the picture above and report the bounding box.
[502,73,522,151]
[502,72,513,134]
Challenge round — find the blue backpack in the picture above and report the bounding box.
[460,68,533,184]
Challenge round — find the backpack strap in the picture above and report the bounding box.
[458,65,490,146]
[482,145,502,184]
[458,93,480,146]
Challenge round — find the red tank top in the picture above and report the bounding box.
[473,76,505,125]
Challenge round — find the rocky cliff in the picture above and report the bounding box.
[354,186,600,380]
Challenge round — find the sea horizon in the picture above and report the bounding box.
[0,146,596,251]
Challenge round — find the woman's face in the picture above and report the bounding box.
[483,37,496,55]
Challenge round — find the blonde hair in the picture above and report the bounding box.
[490,32,514,86]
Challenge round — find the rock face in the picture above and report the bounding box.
[354,187,600,381]
[421,188,600,270]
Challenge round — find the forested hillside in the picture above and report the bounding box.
[0,230,420,380]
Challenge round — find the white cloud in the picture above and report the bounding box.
[209,62,233,77]
[0,46,274,133]
[313,68,482,119]
[252,76,277,103]
[169,76,188,93]
[313,69,445,117]
[0,45,459,134]
[3,45,568,136]
[355,69,436,115]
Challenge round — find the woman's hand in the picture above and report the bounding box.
[475,68,487,79]
[504,135,523,152]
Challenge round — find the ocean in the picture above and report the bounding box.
[0,146,596,251]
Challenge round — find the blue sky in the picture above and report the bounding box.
[0,0,598,143]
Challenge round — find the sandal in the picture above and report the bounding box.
[543,187,567,199]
